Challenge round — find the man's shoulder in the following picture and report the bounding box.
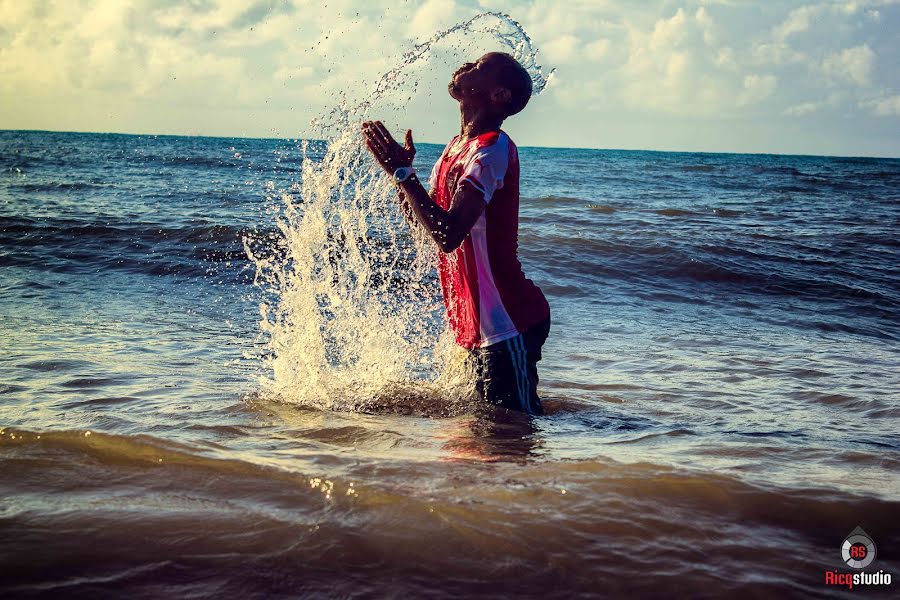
[474,130,514,149]
[473,131,516,162]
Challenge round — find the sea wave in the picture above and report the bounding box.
[527,231,900,311]
[11,181,110,192]
[0,216,258,277]
[1,426,898,597]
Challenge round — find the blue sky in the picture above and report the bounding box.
[1,0,898,156]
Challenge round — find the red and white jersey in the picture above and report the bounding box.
[428,130,550,349]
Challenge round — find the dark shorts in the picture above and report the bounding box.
[465,318,551,416]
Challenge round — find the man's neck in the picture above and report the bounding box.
[459,105,503,139]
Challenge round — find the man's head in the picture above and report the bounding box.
[449,52,533,119]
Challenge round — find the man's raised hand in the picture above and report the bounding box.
[362,121,415,175]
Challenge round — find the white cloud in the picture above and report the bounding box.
[753,41,808,66]
[409,0,461,38]
[822,44,875,86]
[773,5,816,40]
[715,47,737,69]
[740,74,777,105]
[585,39,611,61]
[617,8,725,114]
[543,34,580,63]
[648,8,688,50]
[861,95,900,116]
[695,6,715,44]
[784,102,818,116]
[839,2,860,16]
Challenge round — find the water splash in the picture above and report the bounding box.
[245,13,553,412]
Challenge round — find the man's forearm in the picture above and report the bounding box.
[396,191,417,227]
[397,177,462,253]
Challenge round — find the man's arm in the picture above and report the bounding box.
[363,120,484,254]
[396,186,433,229]
[396,176,484,253]
[396,190,416,226]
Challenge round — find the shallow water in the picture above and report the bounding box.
[1,124,899,597]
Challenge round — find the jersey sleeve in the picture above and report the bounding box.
[457,139,509,204]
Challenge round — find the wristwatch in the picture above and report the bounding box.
[393,166,417,183]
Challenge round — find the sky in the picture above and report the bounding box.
[1,0,898,157]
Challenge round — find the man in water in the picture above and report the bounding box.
[362,52,550,415]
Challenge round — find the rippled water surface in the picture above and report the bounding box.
[1,129,899,598]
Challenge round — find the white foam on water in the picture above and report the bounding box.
[245,12,553,412]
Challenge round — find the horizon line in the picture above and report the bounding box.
[1,127,897,161]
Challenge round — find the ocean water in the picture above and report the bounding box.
[1,127,899,598]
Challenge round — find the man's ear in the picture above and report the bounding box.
[490,86,512,106]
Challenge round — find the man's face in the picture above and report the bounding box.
[448,53,505,103]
